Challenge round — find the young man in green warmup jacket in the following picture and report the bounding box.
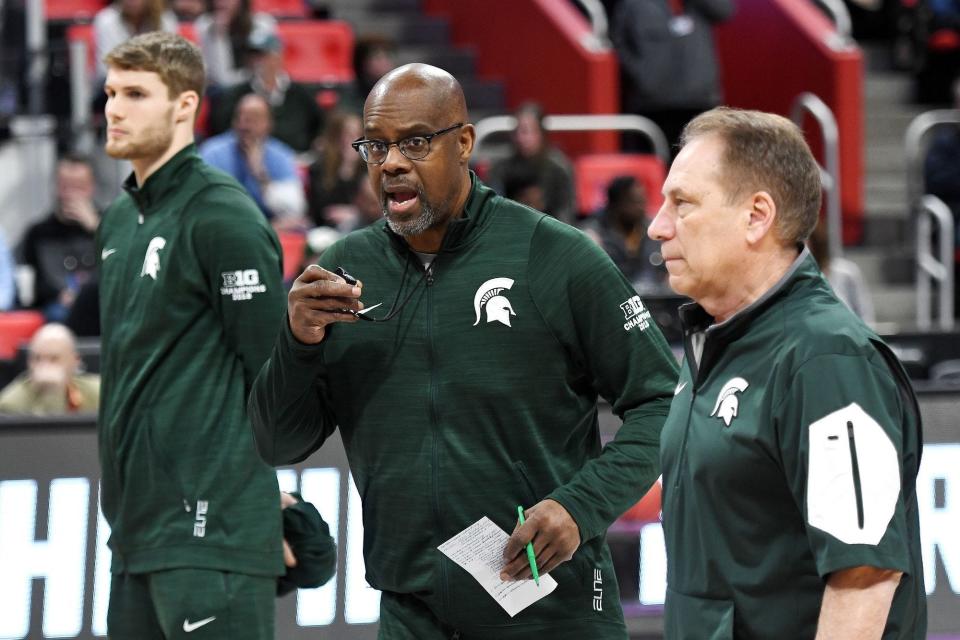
[649,108,926,638]
[97,32,304,638]
[249,64,680,638]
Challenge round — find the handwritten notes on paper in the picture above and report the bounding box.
[437,516,558,617]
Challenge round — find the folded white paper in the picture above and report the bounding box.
[437,516,558,617]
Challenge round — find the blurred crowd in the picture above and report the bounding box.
[3,0,960,415]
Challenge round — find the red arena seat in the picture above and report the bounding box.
[46,0,103,22]
[252,0,307,18]
[277,231,307,281]
[574,153,666,218]
[0,311,46,360]
[277,21,355,85]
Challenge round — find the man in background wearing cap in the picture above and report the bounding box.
[208,30,323,153]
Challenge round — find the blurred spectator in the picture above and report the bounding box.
[923,78,960,316]
[612,0,733,154]
[172,0,205,21]
[0,323,99,415]
[208,31,323,152]
[924,79,960,221]
[807,219,876,324]
[93,0,178,79]
[307,111,365,227]
[580,175,667,292]
[487,102,577,223]
[19,155,100,322]
[201,93,307,228]
[193,0,277,88]
[0,230,15,310]
[502,164,547,212]
[339,34,397,114]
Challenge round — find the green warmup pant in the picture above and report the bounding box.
[107,569,275,639]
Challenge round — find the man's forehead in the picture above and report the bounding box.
[363,90,445,133]
[104,67,165,88]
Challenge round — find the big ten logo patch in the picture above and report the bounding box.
[220,269,266,301]
[193,500,208,537]
[620,295,651,332]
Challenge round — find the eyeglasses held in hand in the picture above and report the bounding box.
[351,123,464,165]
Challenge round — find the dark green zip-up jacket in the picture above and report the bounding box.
[249,174,679,636]
[662,250,926,639]
[97,144,286,577]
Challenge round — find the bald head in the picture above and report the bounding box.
[359,62,477,252]
[234,93,272,142]
[365,63,468,124]
[28,323,80,386]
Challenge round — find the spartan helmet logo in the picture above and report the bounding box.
[140,236,167,280]
[472,277,516,327]
[710,377,749,427]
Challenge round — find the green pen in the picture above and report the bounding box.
[516,505,540,586]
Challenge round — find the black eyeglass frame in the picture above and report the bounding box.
[351,123,465,165]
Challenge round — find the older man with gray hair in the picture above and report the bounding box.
[650,107,926,639]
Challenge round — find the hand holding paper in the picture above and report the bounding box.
[438,517,557,617]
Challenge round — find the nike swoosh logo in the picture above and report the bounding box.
[101,248,117,260]
[674,381,687,396]
[182,617,216,633]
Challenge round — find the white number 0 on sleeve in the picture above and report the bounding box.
[806,402,901,545]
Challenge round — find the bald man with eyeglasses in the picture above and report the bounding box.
[248,63,679,639]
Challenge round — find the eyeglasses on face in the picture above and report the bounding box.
[351,123,464,165]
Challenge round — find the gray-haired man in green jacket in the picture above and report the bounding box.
[249,63,680,638]
[97,32,297,638]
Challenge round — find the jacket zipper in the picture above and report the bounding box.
[425,264,448,617]
[847,421,865,529]
[107,211,150,489]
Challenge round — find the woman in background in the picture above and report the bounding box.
[94,0,177,79]
[194,0,277,89]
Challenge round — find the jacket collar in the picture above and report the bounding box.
[678,248,820,378]
[383,171,497,254]
[679,247,814,337]
[122,144,200,214]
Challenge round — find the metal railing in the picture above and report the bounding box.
[474,113,670,165]
[574,0,612,52]
[906,109,960,331]
[916,195,955,331]
[905,109,960,208]
[790,92,842,260]
[813,0,855,50]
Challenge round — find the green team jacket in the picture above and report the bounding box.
[662,250,926,639]
[249,174,680,637]
[97,144,286,577]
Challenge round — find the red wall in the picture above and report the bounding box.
[715,0,865,242]
[422,0,619,156]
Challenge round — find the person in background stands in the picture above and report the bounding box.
[487,102,577,224]
[93,0,177,80]
[612,0,733,155]
[201,93,307,228]
[923,77,960,317]
[194,0,277,89]
[208,31,323,153]
[0,323,99,415]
